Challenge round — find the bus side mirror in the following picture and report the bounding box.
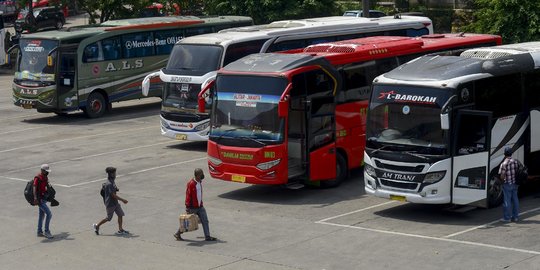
[198,78,215,113]
[142,71,160,96]
[278,100,288,118]
[440,113,449,130]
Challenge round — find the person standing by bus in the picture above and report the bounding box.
[174,168,217,241]
[93,167,130,235]
[33,164,54,239]
[499,147,520,222]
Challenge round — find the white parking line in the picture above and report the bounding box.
[0,126,155,154]
[0,126,48,136]
[317,201,397,223]
[3,141,176,174]
[0,157,207,188]
[316,220,540,255]
[0,113,43,121]
[67,157,208,188]
[443,206,540,238]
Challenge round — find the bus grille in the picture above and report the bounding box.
[375,160,424,172]
[380,179,418,190]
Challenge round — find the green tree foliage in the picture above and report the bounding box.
[204,0,339,24]
[465,0,540,44]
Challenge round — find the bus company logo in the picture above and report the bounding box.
[24,44,44,52]
[378,91,437,104]
[381,172,417,181]
[19,88,38,95]
[105,60,143,72]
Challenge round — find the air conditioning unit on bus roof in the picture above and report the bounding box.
[461,41,540,59]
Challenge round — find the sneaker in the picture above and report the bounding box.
[173,233,183,241]
[511,218,519,223]
[37,232,44,237]
[116,230,130,235]
[205,236,217,241]
[44,231,53,239]
[93,223,99,235]
[501,218,511,223]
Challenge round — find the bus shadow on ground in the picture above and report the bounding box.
[372,187,540,226]
[166,141,207,152]
[218,168,367,206]
[21,101,161,126]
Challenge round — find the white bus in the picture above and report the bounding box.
[364,42,540,208]
[142,15,433,141]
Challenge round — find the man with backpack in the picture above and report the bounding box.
[33,164,54,239]
[499,147,520,222]
[93,167,130,235]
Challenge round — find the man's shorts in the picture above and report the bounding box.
[106,204,125,221]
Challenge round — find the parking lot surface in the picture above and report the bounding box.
[2,70,540,270]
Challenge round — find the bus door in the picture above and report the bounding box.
[451,110,492,207]
[56,47,78,110]
[305,69,337,181]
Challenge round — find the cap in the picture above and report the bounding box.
[40,164,51,173]
[504,147,513,156]
[105,167,117,174]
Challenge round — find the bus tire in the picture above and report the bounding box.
[487,172,503,208]
[85,92,106,118]
[321,153,347,188]
[55,20,64,30]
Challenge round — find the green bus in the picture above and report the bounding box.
[11,16,253,118]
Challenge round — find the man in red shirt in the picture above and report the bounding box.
[33,164,53,239]
[174,168,217,241]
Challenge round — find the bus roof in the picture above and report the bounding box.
[221,33,501,74]
[179,15,432,46]
[376,41,540,88]
[20,15,253,41]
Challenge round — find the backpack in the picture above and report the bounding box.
[24,180,35,205]
[25,176,46,205]
[516,160,528,185]
[100,183,106,198]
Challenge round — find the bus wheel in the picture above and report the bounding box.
[488,173,503,208]
[321,153,347,188]
[85,92,106,118]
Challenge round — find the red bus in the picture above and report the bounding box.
[205,34,502,187]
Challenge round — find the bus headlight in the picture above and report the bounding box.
[208,156,222,166]
[195,121,210,131]
[365,164,376,178]
[257,159,281,170]
[424,171,445,184]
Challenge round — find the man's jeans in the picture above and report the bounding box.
[502,183,519,221]
[38,200,52,233]
[189,207,210,238]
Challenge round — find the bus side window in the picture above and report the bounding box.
[122,32,155,58]
[474,74,522,117]
[267,40,306,52]
[524,70,540,109]
[102,37,121,60]
[223,39,268,66]
[154,29,184,55]
[83,42,102,62]
[185,27,213,37]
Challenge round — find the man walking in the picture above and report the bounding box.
[174,168,217,241]
[33,164,53,239]
[93,167,130,235]
[499,147,520,222]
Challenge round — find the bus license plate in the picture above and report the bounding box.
[390,195,406,202]
[175,134,187,140]
[231,175,246,183]
[22,104,32,109]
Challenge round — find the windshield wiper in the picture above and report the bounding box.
[239,136,266,146]
[370,144,389,155]
[212,128,239,142]
[403,151,430,161]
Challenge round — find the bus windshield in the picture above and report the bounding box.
[166,44,222,75]
[211,75,287,144]
[366,85,452,155]
[16,39,58,82]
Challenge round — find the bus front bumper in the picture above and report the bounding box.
[364,173,451,204]
[160,117,209,141]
